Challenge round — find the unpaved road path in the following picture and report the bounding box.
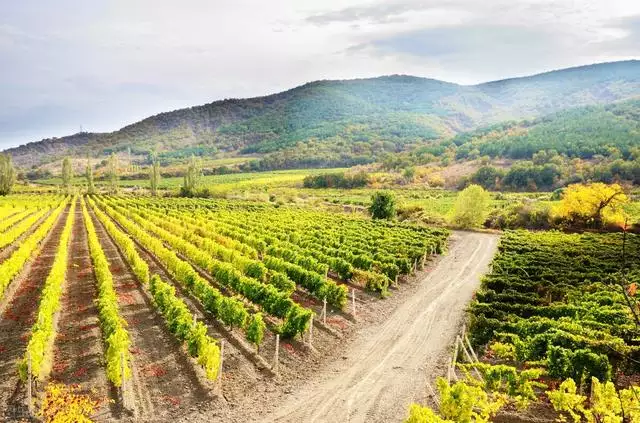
[263,231,498,423]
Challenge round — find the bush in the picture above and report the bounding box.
[450,185,490,228]
[303,172,369,189]
[369,191,396,220]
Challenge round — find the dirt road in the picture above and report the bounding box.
[262,231,498,423]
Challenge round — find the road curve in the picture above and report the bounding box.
[262,231,499,423]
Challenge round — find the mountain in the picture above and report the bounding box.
[4,60,640,170]
[437,98,640,160]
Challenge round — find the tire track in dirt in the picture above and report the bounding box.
[0,206,68,421]
[50,200,115,421]
[262,231,499,423]
[89,204,212,422]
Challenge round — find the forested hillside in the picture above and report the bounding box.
[441,99,640,161]
[4,60,640,169]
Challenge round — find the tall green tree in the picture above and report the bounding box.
[369,191,396,220]
[86,156,95,194]
[108,153,119,194]
[62,157,73,193]
[181,155,201,196]
[451,184,491,228]
[149,152,161,197]
[0,153,16,195]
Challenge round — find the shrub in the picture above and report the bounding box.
[369,191,396,220]
[450,185,490,228]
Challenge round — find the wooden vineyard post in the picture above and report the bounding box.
[120,351,127,409]
[351,289,356,319]
[308,319,313,348]
[273,334,280,377]
[322,297,327,325]
[217,340,225,393]
[450,336,460,382]
[465,335,480,363]
[27,351,32,415]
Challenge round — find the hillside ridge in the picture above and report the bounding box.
[4,60,640,169]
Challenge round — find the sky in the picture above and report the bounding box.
[1,0,639,150]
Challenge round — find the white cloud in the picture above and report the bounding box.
[1,0,639,149]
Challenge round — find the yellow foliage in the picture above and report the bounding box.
[427,174,445,188]
[39,383,98,423]
[554,183,628,228]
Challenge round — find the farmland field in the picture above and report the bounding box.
[0,194,449,422]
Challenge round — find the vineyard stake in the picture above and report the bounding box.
[217,340,225,392]
[451,336,460,381]
[273,334,280,376]
[351,289,357,319]
[464,335,480,363]
[27,351,32,415]
[120,351,126,409]
[308,319,313,348]
[458,337,483,380]
[322,297,327,325]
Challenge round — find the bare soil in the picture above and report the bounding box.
[178,231,498,422]
[89,206,214,422]
[50,201,116,420]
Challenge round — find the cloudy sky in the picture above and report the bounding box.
[1,0,639,149]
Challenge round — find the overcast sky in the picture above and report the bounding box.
[1,0,639,150]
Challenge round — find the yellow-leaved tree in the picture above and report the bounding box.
[554,183,628,229]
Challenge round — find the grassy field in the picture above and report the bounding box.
[31,169,640,225]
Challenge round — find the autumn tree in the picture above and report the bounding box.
[108,153,119,194]
[86,156,95,194]
[554,183,628,228]
[62,157,73,193]
[451,184,491,228]
[0,153,16,195]
[149,152,161,197]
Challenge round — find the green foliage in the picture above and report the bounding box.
[181,155,202,197]
[86,156,95,194]
[61,157,73,193]
[91,197,252,334]
[82,198,133,386]
[108,153,119,194]
[19,197,76,382]
[451,184,490,228]
[303,172,369,189]
[458,362,545,409]
[246,313,266,351]
[149,275,220,380]
[469,230,640,382]
[488,342,516,361]
[150,152,161,196]
[451,99,640,161]
[369,191,396,220]
[0,153,16,195]
[470,166,504,190]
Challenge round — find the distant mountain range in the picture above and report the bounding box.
[4,60,640,169]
